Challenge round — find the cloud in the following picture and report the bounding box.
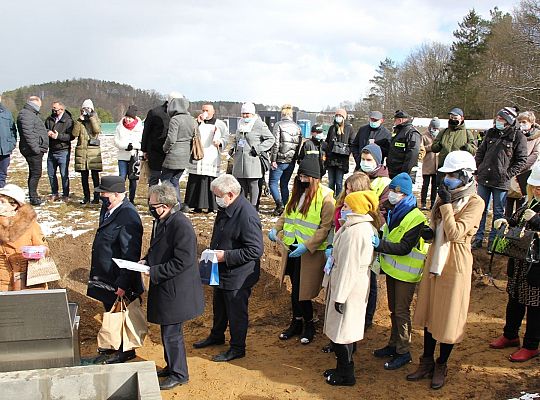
[1,0,516,111]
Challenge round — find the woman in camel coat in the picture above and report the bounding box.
[408,151,484,390]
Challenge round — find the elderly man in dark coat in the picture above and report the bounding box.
[142,182,204,390]
[86,175,144,364]
[192,174,264,362]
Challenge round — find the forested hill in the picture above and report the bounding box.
[0,79,261,122]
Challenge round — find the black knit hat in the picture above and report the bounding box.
[298,156,321,179]
[125,105,138,119]
[394,110,411,119]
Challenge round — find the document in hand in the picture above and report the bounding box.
[112,258,150,273]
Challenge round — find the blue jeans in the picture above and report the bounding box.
[161,168,184,203]
[118,160,137,202]
[269,162,295,205]
[0,155,10,188]
[47,150,70,197]
[327,167,345,196]
[476,184,507,244]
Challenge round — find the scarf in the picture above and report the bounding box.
[238,116,257,133]
[203,116,217,125]
[431,181,477,222]
[387,194,417,230]
[123,117,138,130]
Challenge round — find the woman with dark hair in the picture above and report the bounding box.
[268,157,335,344]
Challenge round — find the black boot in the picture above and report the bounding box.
[91,192,100,204]
[326,361,356,386]
[279,318,303,340]
[300,319,315,344]
[273,202,284,216]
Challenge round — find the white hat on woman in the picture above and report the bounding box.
[241,102,256,115]
[0,184,26,205]
[527,163,540,186]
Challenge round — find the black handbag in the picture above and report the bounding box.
[490,223,540,263]
[331,140,350,155]
[88,137,101,147]
[128,151,142,180]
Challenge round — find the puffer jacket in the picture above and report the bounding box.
[522,124,540,172]
[475,124,527,190]
[430,122,477,168]
[270,116,302,163]
[44,110,74,153]
[162,97,196,170]
[72,113,103,171]
[16,103,48,156]
[0,103,17,156]
[386,122,421,178]
[114,117,143,161]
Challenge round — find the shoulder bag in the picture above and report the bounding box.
[191,124,204,161]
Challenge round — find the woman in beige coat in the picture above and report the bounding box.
[322,190,380,386]
[408,151,484,390]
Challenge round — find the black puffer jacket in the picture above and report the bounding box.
[475,125,527,190]
[351,123,392,167]
[141,102,170,171]
[386,122,421,178]
[16,103,48,156]
[298,138,327,176]
[270,116,302,163]
[44,110,74,152]
[324,122,355,172]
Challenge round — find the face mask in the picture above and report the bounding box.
[149,205,162,219]
[243,117,253,123]
[430,129,439,136]
[215,196,228,209]
[299,180,310,190]
[448,119,460,127]
[334,115,344,124]
[340,209,352,220]
[100,195,111,208]
[369,121,381,129]
[314,133,324,141]
[202,111,209,120]
[520,122,531,131]
[360,160,377,173]
[444,176,462,190]
[495,120,505,130]
[51,109,58,117]
[388,191,402,205]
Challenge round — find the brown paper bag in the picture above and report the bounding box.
[122,298,148,350]
[97,298,125,350]
[26,256,60,286]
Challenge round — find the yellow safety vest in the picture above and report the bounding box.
[283,185,334,250]
[379,208,429,283]
[371,176,391,198]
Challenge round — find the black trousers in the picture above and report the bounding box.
[365,270,377,325]
[81,170,100,199]
[210,287,252,352]
[421,174,437,207]
[161,322,188,381]
[24,153,44,200]
[504,296,540,350]
[287,255,313,321]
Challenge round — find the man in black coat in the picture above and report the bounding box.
[45,101,73,201]
[351,110,392,168]
[193,174,263,362]
[143,182,204,390]
[386,110,421,181]
[86,176,144,364]
[141,98,171,186]
[16,96,49,205]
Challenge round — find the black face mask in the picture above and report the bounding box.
[149,205,162,220]
[298,180,310,190]
[51,109,58,117]
[100,195,111,208]
[448,119,460,127]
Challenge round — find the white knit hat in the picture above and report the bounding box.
[241,102,256,115]
[81,99,94,110]
[0,184,26,204]
[527,163,540,186]
[167,92,183,102]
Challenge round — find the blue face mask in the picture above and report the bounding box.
[369,121,381,129]
[495,120,506,130]
[340,209,352,220]
[243,117,253,123]
[444,177,462,190]
[360,160,376,173]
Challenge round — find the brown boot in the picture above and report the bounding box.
[406,356,434,381]
[431,361,448,390]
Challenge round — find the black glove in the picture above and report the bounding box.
[459,145,468,151]
[249,146,258,157]
[438,184,452,204]
[126,143,133,151]
[334,302,344,314]
[420,226,435,241]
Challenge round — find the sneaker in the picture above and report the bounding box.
[373,345,397,358]
[471,238,483,250]
[30,197,43,206]
[384,352,412,370]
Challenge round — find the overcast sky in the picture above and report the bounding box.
[2,0,516,111]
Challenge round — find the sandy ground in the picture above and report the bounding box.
[8,137,539,399]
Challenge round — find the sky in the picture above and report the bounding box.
[2,0,516,111]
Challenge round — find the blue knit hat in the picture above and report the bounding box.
[361,144,382,166]
[389,172,413,196]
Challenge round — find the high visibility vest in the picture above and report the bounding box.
[283,185,334,250]
[379,208,429,283]
[371,176,391,198]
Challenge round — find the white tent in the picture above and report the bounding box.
[412,117,494,130]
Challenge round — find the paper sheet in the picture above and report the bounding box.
[113,258,150,273]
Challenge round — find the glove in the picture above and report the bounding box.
[126,143,133,151]
[289,243,308,258]
[268,228,278,242]
[420,226,435,241]
[523,209,536,221]
[372,234,380,248]
[493,218,508,230]
[438,184,452,204]
[334,302,344,314]
[325,247,333,259]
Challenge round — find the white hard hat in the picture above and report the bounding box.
[438,150,477,173]
[0,184,26,205]
[527,163,540,186]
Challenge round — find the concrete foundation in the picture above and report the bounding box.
[0,361,161,400]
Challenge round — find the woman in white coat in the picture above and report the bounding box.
[323,190,381,386]
[114,105,143,203]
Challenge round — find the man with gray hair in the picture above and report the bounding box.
[0,94,17,188]
[193,174,263,362]
[16,95,49,205]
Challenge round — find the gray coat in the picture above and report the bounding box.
[162,97,196,170]
[270,116,302,163]
[0,103,17,156]
[16,103,48,157]
[232,117,275,179]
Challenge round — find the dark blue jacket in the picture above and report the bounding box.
[351,123,392,167]
[16,103,49,156]
[210,194,263,290]
[87,198,144,305]
[145,205,204,325]
[45,110,74,152]
[0,103,17,155]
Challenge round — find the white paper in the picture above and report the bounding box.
[113,258,150,273]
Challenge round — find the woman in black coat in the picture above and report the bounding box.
[143,183,204,390]
[325,109,355,196]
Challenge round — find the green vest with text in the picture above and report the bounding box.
[283,185,334,250]
[371,176,391,198]
[380,208,429,283]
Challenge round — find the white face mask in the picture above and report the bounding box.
[334,115,344,124]
[430,129,439,136]
[388,191,403,205]
[215,196,228,208]
[520,122,531,131]
[202,111,209,120]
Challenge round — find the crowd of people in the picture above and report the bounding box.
[0,92,539,392]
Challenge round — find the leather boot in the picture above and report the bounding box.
[431,361,448,390]
[300,319,315,344]
[279,318,303,340]
[326,361,356,386]
[406,356,435,381]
